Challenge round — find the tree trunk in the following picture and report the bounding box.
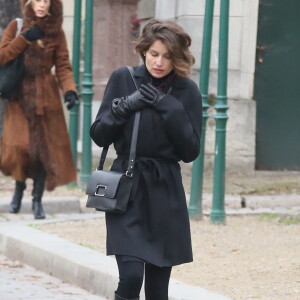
[0,0,21,39]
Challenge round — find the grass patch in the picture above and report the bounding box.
[252,181,300,194]
[66,182,80,189]
[259,213,300,225]
[278,216,300,225]
[28,224,41,230]
[259,213,278,221]
[79,242,95,250]
[0,214,9,221]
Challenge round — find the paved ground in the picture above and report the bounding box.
[0,254,106,300]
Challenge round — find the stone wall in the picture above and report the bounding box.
[62,0,140,143]
[92,0,140,100]
[61,1,75,55]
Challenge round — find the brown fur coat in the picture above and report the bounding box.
[0,0,76,190]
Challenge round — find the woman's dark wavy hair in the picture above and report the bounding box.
[135,19,195,78]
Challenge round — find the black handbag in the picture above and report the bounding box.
[86,66,140,213]
[0,18,25,100]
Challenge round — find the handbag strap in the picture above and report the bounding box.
[15,18,23,36]
[97,66,141,177]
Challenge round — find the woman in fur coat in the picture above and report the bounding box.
[0,0,78,219]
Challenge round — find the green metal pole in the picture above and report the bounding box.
[80,0,94,186]
[189,0,215,220]
[211,0,230,224]
[69,0,82,175]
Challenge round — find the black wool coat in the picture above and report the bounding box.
[90,64,202,267]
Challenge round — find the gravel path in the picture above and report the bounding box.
[39,214,300,300]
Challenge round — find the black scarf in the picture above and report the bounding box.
[145,69,175,92]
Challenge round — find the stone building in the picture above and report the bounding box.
[56,0,300,173]
[83,0,258,173]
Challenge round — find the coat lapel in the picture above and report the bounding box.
[133,64,147,88]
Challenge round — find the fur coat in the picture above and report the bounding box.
[0,0,76,190]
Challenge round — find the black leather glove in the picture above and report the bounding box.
[23,27,44,41]
[140,83,168,107]
[64,91,79,110]
[112,90,152,119]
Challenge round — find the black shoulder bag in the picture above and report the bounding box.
[0,18,25,100]
[86,66,140,213]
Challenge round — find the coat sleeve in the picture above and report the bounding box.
[53,29,76,93]
[0,20,30,65]
[155,79,203,163]
[90,67,131,147]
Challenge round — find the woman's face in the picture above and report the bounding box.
[31,0,51,18]
[144,39,173,78]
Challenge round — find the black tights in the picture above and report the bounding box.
[115,256,172,300]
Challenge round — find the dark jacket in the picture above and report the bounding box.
[90,64,202,267]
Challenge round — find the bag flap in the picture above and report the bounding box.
[86,170,124,198]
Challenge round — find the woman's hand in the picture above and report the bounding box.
[125,90,146,111]
[112,90,153,119]
[22,27,44,41]
[140,83,168,106]
[64,91,79,110]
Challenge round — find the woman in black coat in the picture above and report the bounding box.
[90,19,202,300]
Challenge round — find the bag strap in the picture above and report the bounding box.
[97,66,141,177]
[15,18,23,36]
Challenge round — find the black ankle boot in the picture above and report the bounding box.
[114,292,139,300]
[9,181,26,213]
[32,201,45,219]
